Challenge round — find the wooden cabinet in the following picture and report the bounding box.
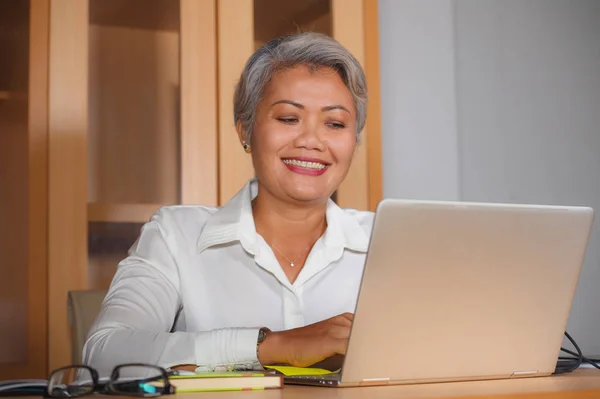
[0,0,49,380]
[0,0,381,379]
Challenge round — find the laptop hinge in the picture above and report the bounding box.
[511,370,538,378]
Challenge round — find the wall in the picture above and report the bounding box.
[379,0,460,201]
[380,0,600,355]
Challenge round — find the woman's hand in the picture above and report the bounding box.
[258,313,353,367]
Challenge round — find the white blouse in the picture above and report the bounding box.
[83,179,375,377]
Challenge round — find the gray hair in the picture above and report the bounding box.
[234,32,367,142]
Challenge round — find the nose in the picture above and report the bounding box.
[292,119,326,151]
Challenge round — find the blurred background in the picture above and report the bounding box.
[0,0,598,380]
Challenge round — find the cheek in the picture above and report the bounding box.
[250,134,286,174]
[329,135,357,164]
[253,121,290,151]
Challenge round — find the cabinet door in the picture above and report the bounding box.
[217,0,380,210]
[87,0,182,220]
[44,0,219,367]
[0,0,49,379]
[87,0,184,294]
[86,0,218,292]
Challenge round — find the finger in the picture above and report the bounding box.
[329,312,353,322]
[340,312,354,321]
[332,317,352,327]
[333,313,354,327]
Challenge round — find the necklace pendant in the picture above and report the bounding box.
[290,262,295,267]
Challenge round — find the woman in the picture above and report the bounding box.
[83,32,374,376]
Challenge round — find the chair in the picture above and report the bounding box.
[67,289,107,365]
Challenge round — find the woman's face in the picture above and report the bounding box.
[241,65,357,205]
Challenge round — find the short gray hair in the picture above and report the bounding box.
[234,32,367,142]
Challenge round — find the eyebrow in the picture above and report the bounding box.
[271,99,304,109]
[270,100,351,115]
[322,104,351,114]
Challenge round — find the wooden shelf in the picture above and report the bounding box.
[88,203,166,223]
[88,221,144,254]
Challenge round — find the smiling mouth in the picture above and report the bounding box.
[282,159,329,170]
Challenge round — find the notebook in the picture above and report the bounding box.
[167,372,282,392]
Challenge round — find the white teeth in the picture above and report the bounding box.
[283,159,327,170]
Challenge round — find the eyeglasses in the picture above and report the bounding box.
[45,363,175,397]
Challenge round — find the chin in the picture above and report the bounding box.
[285,186,330,204]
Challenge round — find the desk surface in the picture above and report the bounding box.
[181,369,600,399]
[15,369,600,399]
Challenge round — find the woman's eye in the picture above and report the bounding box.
[277,117,298,124]
[327,122,346,129]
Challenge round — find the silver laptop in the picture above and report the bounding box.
[285,199,594,387]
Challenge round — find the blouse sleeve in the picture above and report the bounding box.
[82,210,261,377]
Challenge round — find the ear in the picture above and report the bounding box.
[235,121,247,146]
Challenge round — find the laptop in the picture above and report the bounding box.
[285,199,594,387]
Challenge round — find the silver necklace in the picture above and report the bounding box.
[256,229,314,267]
[269,242,312,267]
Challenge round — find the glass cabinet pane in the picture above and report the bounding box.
[87,0,181,289]
[88,0,181,206]
[253,0,331,48]
[0,0,30,365]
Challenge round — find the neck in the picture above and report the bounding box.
[252,185,327,244]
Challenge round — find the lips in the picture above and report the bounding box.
[282,158,328,170]
[282,158,330,176]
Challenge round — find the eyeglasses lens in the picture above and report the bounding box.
[110,365,167,397]
[47,367,94,398]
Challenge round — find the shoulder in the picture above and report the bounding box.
[146,204,219,243]
[153,204,218,225]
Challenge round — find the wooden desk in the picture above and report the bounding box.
[15,369,600,399]
[178,369,600,399]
